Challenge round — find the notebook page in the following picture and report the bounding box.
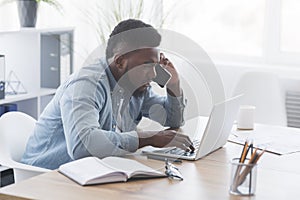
[102,157,164,177]
[59,157,125,185]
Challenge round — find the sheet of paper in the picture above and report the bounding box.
[228,124,300,155]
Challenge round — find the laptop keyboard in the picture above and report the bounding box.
[166,139,200,157]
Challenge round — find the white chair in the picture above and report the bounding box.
[0,111,50,183]
[232,71,287,126]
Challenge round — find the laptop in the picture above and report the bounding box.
[142,95,242,161]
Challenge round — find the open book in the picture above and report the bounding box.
[58,156,166,185]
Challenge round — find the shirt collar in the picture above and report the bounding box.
[104,59,124,94]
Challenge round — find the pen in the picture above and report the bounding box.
[249,148,265,193]
[147,155,182,163]
[233,146,267,190]
[248,148,258,164]
[236,148,258,186]
[245,140,253,159]
[232,141,249,190]
[253,149,266,164]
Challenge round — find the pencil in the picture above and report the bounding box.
[248,148,258,164]
[232,141,249,191]
[253,149,266,164]
[240,141,249,163]
[236,149,258,186]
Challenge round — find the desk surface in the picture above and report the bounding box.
[0,142,300,200]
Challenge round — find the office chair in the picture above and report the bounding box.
[232,71,287,126]
[0,111,50,183]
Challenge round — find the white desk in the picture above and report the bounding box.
[229,123,300,155]
[1,120,300,199]
[0,142,300,200]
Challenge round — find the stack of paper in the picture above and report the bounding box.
[228,124,300,155]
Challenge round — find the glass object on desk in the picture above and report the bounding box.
[229,158,257,196]
[165,159,183,180]
[5,71,27,95]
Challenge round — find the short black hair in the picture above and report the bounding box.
[106,19,161,60]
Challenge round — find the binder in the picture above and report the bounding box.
[3,103,17,112]
[0,103,18,117]
[0,55,5,100]
[0,105,4,117]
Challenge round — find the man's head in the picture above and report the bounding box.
[106,19,162,96]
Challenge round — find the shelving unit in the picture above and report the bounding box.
[0,89,56,118]
[0,28,74,119]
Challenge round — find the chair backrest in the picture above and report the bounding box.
[232,71,287,126]
[0,111,36,162]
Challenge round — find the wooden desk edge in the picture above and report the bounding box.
[0,193,30,200]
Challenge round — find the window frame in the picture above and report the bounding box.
[162,0,300,67]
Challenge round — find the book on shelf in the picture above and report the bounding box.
[58,156,166,185]
[0,103,17,117]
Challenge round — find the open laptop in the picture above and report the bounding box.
[142,95,242,161]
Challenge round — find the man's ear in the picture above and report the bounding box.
[114,55,128,72]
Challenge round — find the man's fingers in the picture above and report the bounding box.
[174,133,194,150]
[157,130,195,151]
[189,144,195,152]
[168,132,194,152]
[167,141,190,151]
[176,133,193,144]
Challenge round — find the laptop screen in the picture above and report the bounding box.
[195,95,242,159]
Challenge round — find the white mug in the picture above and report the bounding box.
[237,105,256,130]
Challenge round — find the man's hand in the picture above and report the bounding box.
[159,53,181,97]
[138,130,195,152]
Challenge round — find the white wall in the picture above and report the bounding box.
[215,61,300,98]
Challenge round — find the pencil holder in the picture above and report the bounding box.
[229,158,257,196]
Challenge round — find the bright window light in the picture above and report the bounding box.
[163,0,265,56]
[280,0,300,53]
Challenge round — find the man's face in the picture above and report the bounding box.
[122,48,159,95]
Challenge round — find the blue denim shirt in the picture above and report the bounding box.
[21,58,186,170]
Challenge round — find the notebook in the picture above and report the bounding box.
[59,156,166,185]
[142,95,242,161]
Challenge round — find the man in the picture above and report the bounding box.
[21,19,193,170]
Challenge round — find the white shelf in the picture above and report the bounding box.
[0,89,56,119]
[0,89,56,104]
[0,27,73,119]
[0,27,75,35]
[37,88,57,96]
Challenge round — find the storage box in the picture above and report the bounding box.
[0,165,15,187]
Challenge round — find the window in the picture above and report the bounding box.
[163,0,265,56]
[1,0,299,67]
[280,0,300,53]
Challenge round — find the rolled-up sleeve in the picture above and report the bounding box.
[60,78,139,160]
[165,93,186,127]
